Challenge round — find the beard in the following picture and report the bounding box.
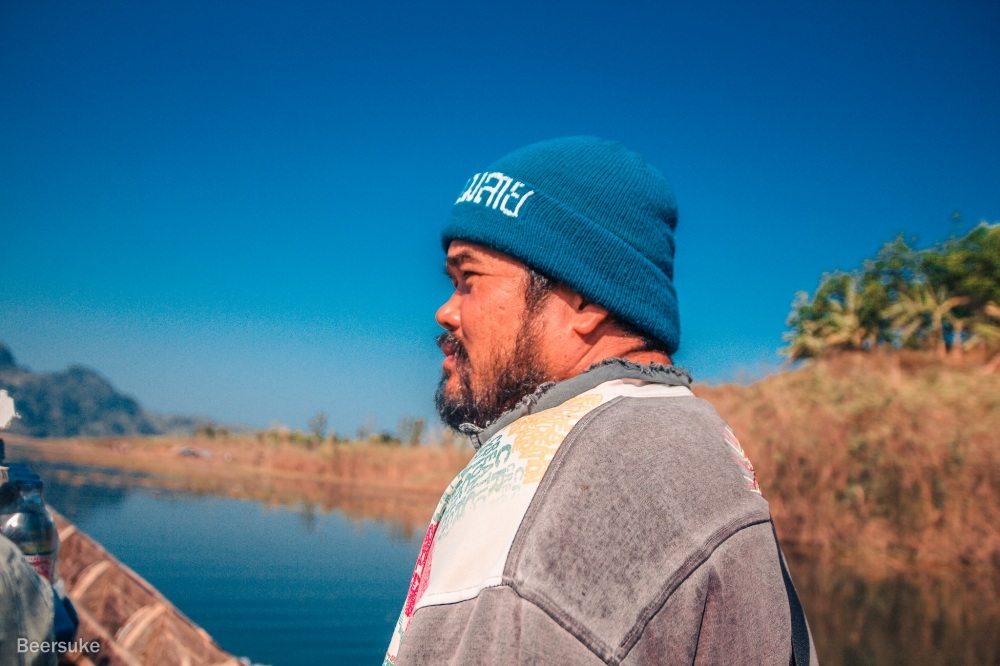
[434,316,547,431]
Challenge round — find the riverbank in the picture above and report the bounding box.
[7,350,999,570]
[5,435,473,534]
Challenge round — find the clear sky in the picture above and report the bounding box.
[2,0,998,435]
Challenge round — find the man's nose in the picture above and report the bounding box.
[436,292,460,332]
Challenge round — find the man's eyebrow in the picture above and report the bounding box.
[445,251,477,270]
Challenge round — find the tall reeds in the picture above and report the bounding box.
[698,351,1000,570]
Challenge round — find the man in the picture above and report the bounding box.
[0,534,57,666]
[385,137,816,665]
[2,399,58,666]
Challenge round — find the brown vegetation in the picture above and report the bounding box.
[698,351,1000,572]
[10,350,998,571]
[7,435,473,534]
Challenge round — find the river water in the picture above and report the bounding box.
[27,458,420,665]
[19,456,1000,665]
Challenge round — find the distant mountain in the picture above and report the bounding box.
[0,342,209,437]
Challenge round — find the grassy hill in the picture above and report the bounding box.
[698,351,1000,571]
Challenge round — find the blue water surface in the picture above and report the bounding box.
[27,460,422,666]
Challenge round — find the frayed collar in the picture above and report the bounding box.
[461,359,692,449]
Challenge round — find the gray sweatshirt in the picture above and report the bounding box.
[385,361,817,665]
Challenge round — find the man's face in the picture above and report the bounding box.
[435,241,549,430]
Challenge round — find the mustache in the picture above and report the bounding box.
[436,332,469,362]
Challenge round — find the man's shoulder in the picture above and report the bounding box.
[501,389,775,662]
[506,388,772,565]
[583,386,726,441]
[525,386,765,508]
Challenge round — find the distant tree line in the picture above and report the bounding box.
[784,221,1000,368]
[251,411,440,449]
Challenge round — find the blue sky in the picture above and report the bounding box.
[2,0,998,435]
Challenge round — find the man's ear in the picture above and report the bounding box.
[558,286,610,337]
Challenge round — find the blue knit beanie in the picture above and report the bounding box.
[442,136,680,354]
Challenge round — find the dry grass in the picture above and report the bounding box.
[10,350,998,570]
[8,435,473,533]
[697,351,1000,571]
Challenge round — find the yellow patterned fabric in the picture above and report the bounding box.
[507,394,604,484]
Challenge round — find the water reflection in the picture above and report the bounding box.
[12,449,422,665]
[11,447,1000,665]
[11,442,434,539]
[16,456,146,523]
[787,551,1000,665]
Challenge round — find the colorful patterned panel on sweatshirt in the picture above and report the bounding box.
[384,379,693,664]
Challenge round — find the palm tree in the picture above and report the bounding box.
[965,301,1000,371]
[818,279,872,351]
[887,285,969,357]
[951,316,968,361]
[783,316,830,361]
[783,275,874,360]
